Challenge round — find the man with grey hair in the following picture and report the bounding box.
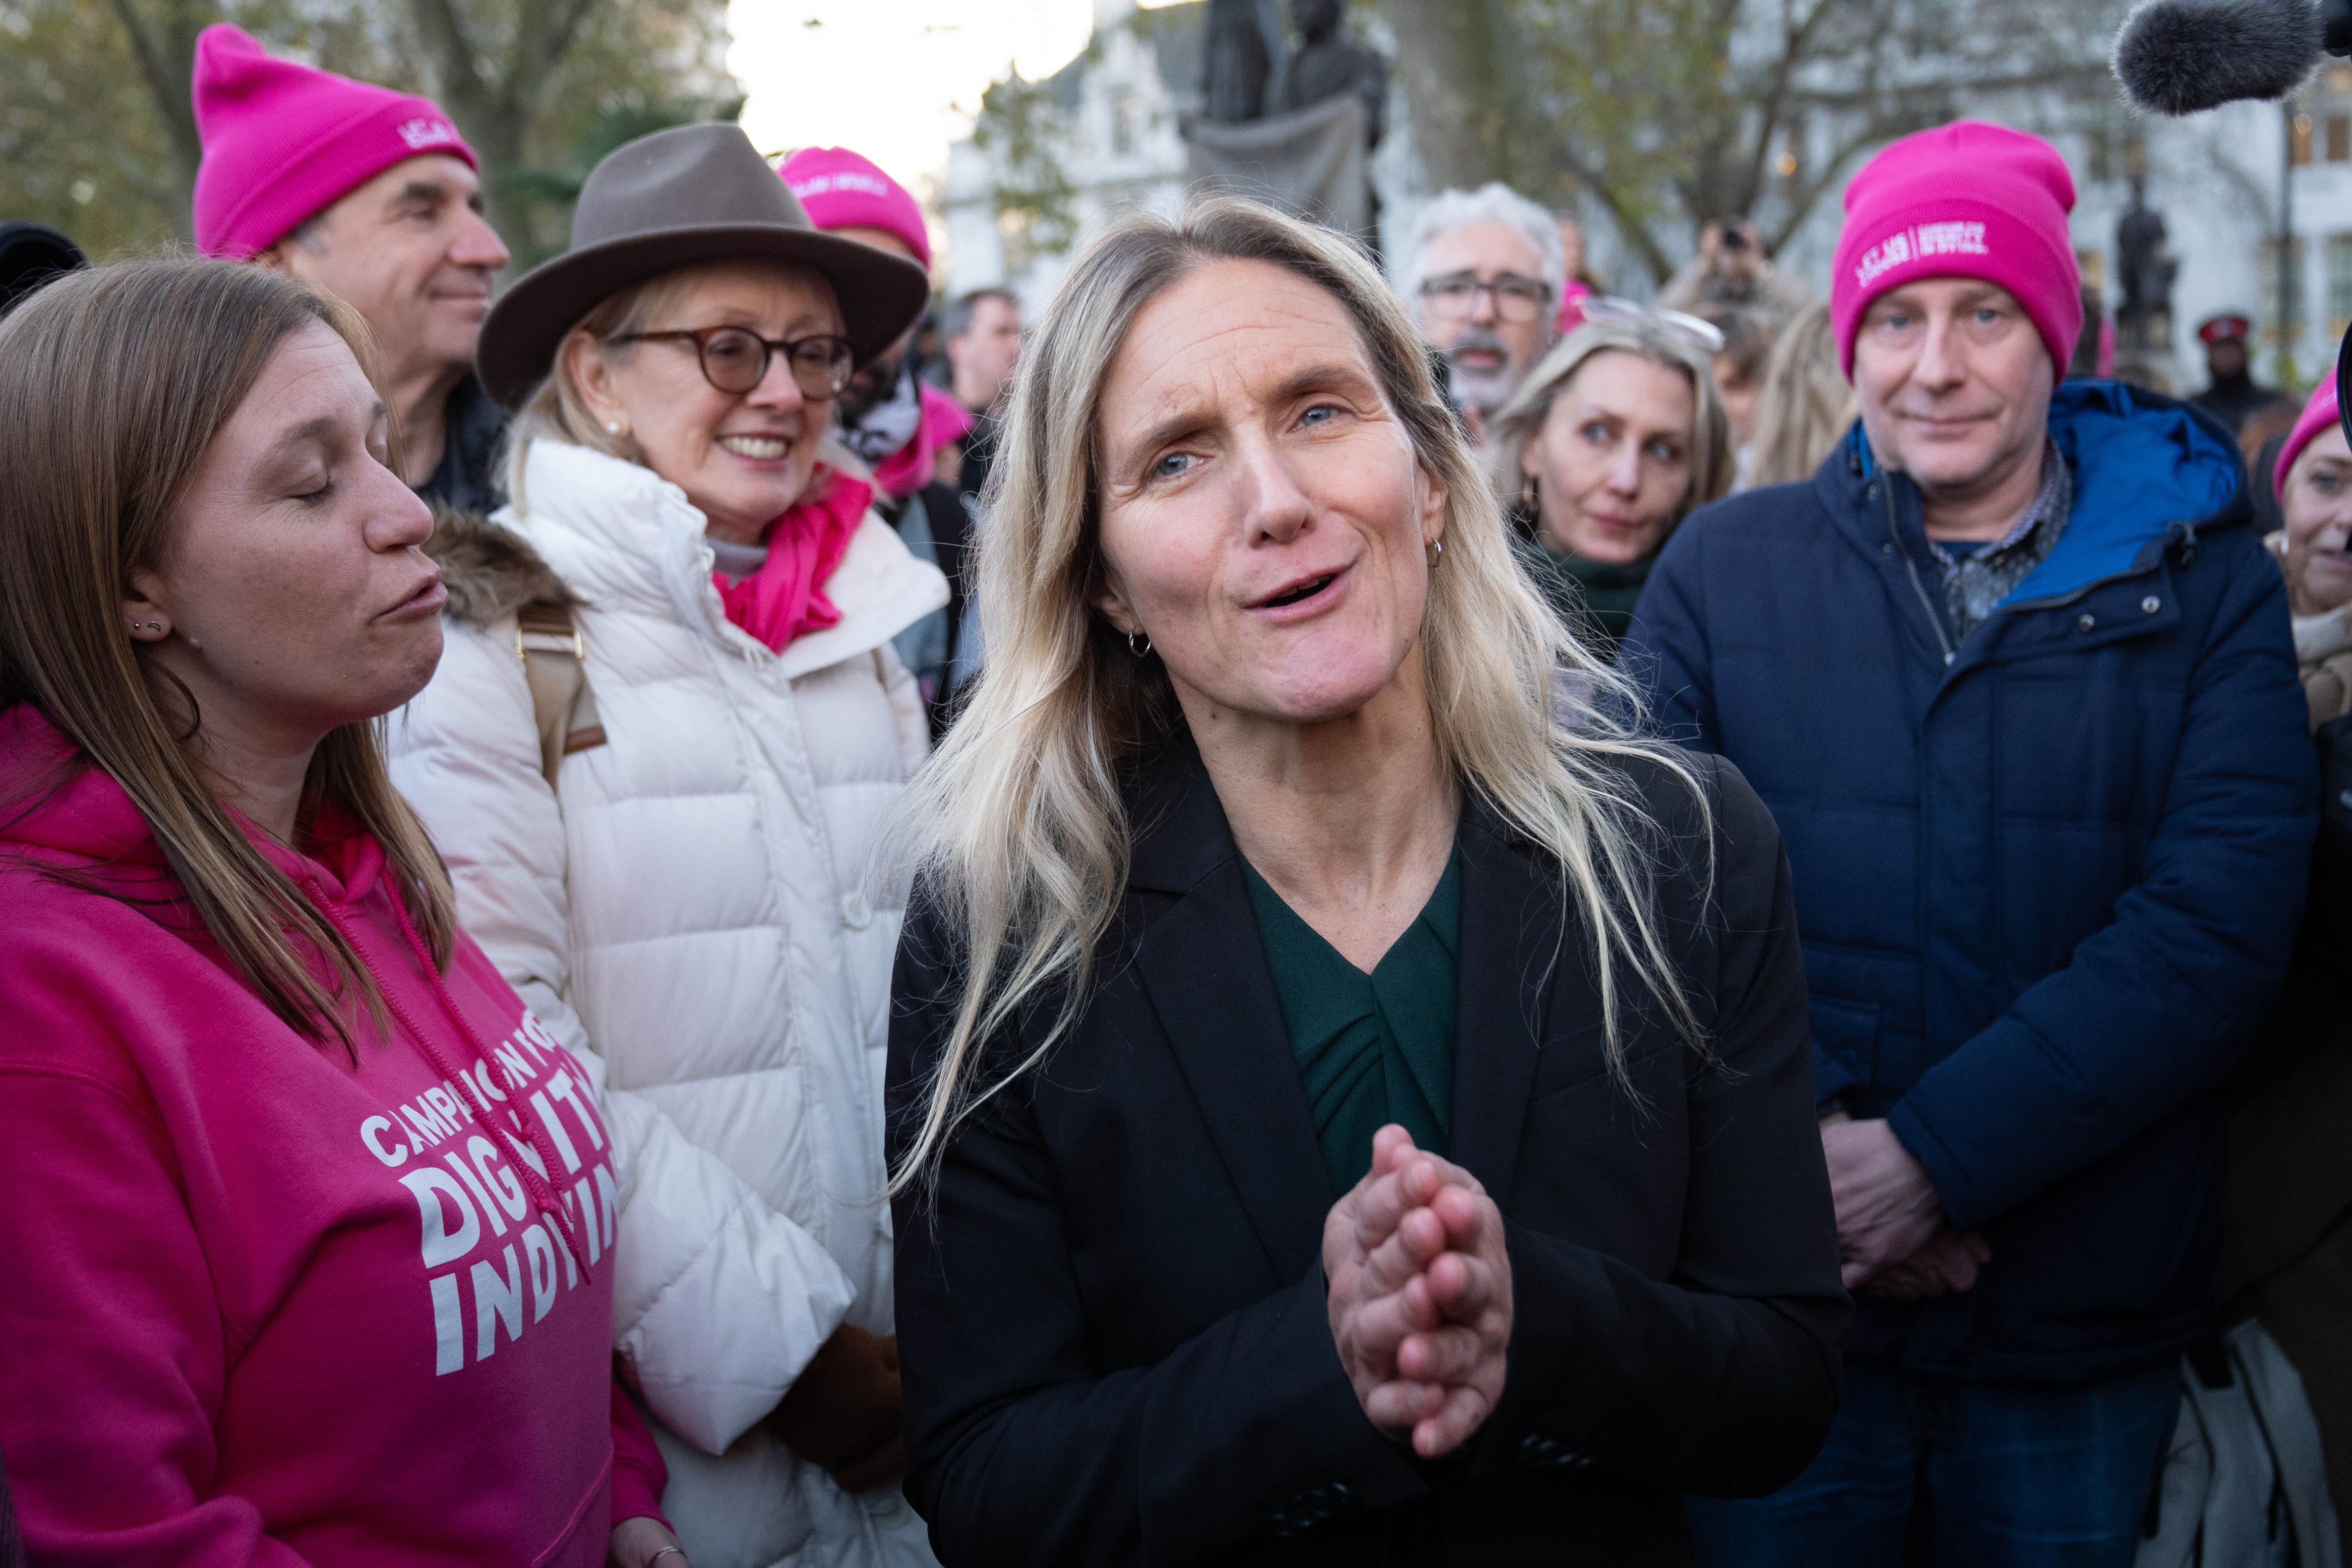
[1404,182,1566,442]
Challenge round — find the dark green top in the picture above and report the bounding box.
[1513,535,1657,661]
[1240,842,1462,1195]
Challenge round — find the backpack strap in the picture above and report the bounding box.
[514,601,603,789]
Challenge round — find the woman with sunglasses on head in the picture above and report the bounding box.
[389,125,947,1568]
[1486,304,1736,660]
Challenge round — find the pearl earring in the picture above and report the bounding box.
[606,421,625,435]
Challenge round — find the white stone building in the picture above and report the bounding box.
[941,0,1203,310]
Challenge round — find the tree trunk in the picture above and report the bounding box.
[1375,0,1520,194]
[402,0,609,261]
[398,0,521,251]
[107,0,215,239]
[469,111,539,260]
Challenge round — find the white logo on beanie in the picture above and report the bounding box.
[789,172,895,201]
[1855,220,1989,289]
[396,117,461,151]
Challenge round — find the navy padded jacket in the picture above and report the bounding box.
[1624,381,2318,1383]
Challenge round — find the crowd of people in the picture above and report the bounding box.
[0,28,2346,1568]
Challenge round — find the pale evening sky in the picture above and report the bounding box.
[731,0,1099,208]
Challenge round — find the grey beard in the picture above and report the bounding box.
[1445,331,1519,413]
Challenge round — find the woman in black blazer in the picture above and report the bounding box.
[883,197,1847,1567]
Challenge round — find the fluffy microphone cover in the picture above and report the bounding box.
[2114,0,2322,113]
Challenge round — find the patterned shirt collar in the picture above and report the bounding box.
[1926,437,2072,638]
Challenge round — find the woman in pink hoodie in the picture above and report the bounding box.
[0,258,683,1566]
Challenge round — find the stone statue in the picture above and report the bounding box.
[1202,0,1288,124]
[1270,0,1387,147]
[2115,177,2177,353]
[1188,0,1381,244]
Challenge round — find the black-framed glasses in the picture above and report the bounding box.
[607,326,856,400]
[1418,270,1554,323]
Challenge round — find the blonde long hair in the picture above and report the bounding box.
[0,257,455,1055]
[1484,313,1735,538]
[889,197,1712,1192]
[1748,300,1856,489]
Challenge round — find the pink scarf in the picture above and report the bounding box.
[869,383,976,500]
[713,469,873,651]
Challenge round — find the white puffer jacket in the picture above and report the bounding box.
[388,440,947,1568]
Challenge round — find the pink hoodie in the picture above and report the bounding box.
[0,705,665,1564]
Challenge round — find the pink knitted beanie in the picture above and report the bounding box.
[1831,121,2083,379]
[780,147,931,271]
[192,25,476,260]
[2275,378,2343,501]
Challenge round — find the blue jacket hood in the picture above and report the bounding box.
[1837,379,2249,607]
[1627,375,2316,1383]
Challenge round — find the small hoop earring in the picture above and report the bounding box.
[1126,630,1152,659]
[1427,537,1444,570]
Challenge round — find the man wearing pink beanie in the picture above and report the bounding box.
[1627,121,2317,1567]
[781,146,974,731]
[191,25,510,511]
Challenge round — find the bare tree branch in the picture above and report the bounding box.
[1766,117,1891,251]
[511,0,608,120]
[1786,61,2114,109]
[1557,140,1678,281]
[404,0,492,115]
[1426,0,2126,285]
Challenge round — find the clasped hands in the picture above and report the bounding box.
[612,1322,908,1567]
[1819,1114,1990,1300]
[1324,1125,1512,1460]
[769,1322,905,1489]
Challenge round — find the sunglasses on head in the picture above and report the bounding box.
[1578,296,1727,354]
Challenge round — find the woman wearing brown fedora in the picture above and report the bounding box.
[389,124,947,1568]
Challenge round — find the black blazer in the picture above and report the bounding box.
[886,740,1848,1567]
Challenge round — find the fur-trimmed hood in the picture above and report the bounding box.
[423,505,579,631]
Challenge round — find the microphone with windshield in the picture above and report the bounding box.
[2112,0,2352,431]
[2112,0,2352,115]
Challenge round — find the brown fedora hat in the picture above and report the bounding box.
[475,122,930,409]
